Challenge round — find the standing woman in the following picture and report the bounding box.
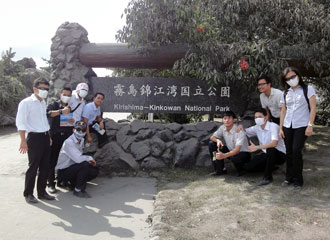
[279,67,316,188]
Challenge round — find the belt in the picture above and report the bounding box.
[29,131,48,135]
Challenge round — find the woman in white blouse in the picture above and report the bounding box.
[279,67,317,189]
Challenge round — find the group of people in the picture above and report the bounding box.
[209,67,316,188]
[16,79,107,203]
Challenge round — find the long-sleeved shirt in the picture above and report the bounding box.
[16,94,50,133]
[55,134,93,170]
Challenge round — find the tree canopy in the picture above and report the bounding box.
[117,0,330,86]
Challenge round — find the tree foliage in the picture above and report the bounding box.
[117,0,329,85]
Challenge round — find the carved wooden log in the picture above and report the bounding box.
[78,43,329,77]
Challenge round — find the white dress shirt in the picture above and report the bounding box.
[280,85,316,128]
[245,121,286,154]
[55,134,93,170]
[16,94,50,133]
[212,124,249,152]
[68,90,86,124]
[260,88,283,118]
[82,102,101,124]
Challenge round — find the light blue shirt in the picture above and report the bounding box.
[56,134,93,170]
[82,102,101,124]
[280,85,316,129]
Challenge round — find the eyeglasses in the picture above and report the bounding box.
[76,129,86,133]
[257,83,268,87]
[285,75,297,81]
[37,87,49,91]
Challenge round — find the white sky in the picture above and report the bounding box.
[0,0,131,76]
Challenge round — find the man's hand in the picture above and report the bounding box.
[99,121,104,130]
[216,139,223,150]
[216,151,226,160]
[279,128,285,139]
[50,138,53,146]
[236,124,244,133]
[87,135,93,143]
[248,140,259,152]
[19,140,28,154]
[89,159,96,166]
[62,106,70,114]
[305,126,313,136]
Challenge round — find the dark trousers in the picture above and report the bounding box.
[208,141,251,173]
[245,148,286,180]
[270,116,280,125]
[283,126,307,186]
[57,162,99,190]
[24,132,50,197]
[48,132,72,187]
[90,122,108,147]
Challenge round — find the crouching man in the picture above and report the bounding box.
[55,121,99,198]
[209,111,251,176]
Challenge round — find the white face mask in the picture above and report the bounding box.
[37,89,48,99]
[61,95,71,104]
[255,117,265,126]
[286,76,299,87]
[79,90,88,98]
[74,129,86,140]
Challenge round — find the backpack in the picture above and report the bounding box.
[284,86,310,112]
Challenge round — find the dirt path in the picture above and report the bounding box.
[0,127,157,240]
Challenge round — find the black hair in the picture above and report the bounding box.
[257,75,271,85]
[94,92,105,99]
[33,77,49,88]
[61,86,72,93]
[223,111,236,119]
[280,66,306,90]
[254,108,267,116]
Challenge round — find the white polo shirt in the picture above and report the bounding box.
[212,124,249,152]
[245,121,286,154]
[56,134,93,170]
[68,90,86,124]
[280,85,316,129]
[260,88,283,118]
[16,94,50,133]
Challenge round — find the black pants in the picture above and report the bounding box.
[245,148,286,180]
[48,132,72,187]
[90,122,108,147]
[208,141,251,173]
[24,132,50,197]
[57,162,99,190]
[283,126,307,186]
[270,116,280,125]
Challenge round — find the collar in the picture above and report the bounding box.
[92,102,99,110]
[270,88,275,97]
[263,121,270,131]
[31,94,44,103]
[289,85,302,92]
[70,133,80,144]
[225,124,236,134]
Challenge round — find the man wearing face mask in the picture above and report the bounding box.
[68,83,89,123]
[46,87,73,193]
[237,108,286,186]
[16,77,55,203]
[56,121,99,198]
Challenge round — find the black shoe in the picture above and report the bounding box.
[290,184,302,190]
[281,180,293,187]
[258,179,272,186]
[47,186,57,194]
[236,170,247,177]
[25,194,38,204]
[73,190,91,198]
[38,192,56,200]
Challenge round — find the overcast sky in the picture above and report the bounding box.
[0,0,131,76]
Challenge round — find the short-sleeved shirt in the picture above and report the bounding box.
[82,102,101,125]
[245,121,286,154]
[280,85,316,129]
[260,88,283,118]
[212,124,249,152]
[16,94,50,133]
[68,90,86,123]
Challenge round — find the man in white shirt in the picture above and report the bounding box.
[82,92,108,148]
[209,111,250,176]
[68,82,89,123]
[238,108,286,186]
[56,121,99,198]
[258,76,283,124]
[16,78,55,203]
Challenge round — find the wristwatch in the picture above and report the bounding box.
[308,123,313,127]
[59,109,62,114]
